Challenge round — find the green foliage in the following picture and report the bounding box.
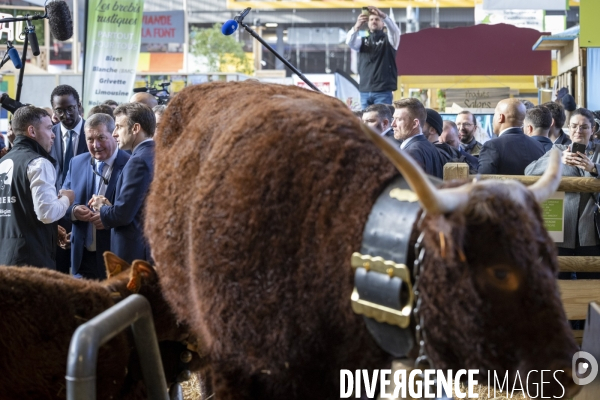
[190,23,253,75]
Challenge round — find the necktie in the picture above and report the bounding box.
[62,130,74,181]
[95,161,105,194]
[87,161,106,249]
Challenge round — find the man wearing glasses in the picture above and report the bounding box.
[61,113,129,279]
[49,84,88,274]
[455,111,482,157]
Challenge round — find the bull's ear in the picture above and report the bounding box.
[103,251,130,278]
[126,260,157,293]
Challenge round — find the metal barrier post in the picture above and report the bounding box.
[66,294,169,400]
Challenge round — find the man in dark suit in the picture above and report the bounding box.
[478,98,545,175]
[524,106,553,153]
[49,85,87,274]
[362,103,401,146]
[392,98,444,179]
[89,103,155,264]
[543,101,572,146]
[62,113,130,279]
[50,85,87,190]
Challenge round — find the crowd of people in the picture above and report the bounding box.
[0,85,164,280]
[354,95,600,263]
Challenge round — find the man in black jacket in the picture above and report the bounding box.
[0,106,74,269]
[345,5,400,110]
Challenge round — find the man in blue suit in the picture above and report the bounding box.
[62,113,130,279]
[391,97,444,179]
[49,84,88,274]
[90,103,155,264]
[478,98,545,175]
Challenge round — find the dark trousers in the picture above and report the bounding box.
[74,248,106,280]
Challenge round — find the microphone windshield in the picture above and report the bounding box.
[46,0,73,41]
[222,20,238,36]
[7,48,22,69]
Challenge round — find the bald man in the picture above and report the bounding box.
[129,92,158,109]
[478,98,545,175]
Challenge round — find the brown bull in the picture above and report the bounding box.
[0,254,195,399]
[146,81,579,399]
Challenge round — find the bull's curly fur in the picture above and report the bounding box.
[146,81,578,399]
[146,81,397,398]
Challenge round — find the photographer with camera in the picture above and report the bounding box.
[345,6,400,110]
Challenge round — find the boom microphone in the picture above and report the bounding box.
[46,0,73,41]
[221,7,251,36]
[7,46,22,69]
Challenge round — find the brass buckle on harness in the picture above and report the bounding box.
[350,252,414,329]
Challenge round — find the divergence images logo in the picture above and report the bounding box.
[572,351,599,385]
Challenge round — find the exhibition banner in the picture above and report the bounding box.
[83,0,144,107]
[541,192,565,243]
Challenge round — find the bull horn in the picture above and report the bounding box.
[361,124,470,214]
[528,148,563,203]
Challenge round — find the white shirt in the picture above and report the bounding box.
[27,157,70,224]
[400,133,423,150]
[60,118,84,158]
[345,16,401,51]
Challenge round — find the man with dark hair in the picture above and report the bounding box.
[89,103,155,263]
[49,84,87,274]
[346,6,400,110]
[479,98,545,175]
[102,99,119,110]
[50,84,87,190]
[543,101,571,145]
[524,106,553,152]
[392,98,443,178]
[362,103,393,137]
[455,111,482,156]
[0,106,74,269]
[62,113,129,279]
[425,109,479,172]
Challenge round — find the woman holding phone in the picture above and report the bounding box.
[526,107,600,259]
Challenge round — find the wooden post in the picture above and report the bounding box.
[443,163,469,181]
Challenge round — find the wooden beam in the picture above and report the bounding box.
[559,280,600,320]
[468,175,600,193]
[559,256,600,272]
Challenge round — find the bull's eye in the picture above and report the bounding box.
[494,269,508,280]
[484,266,520,291]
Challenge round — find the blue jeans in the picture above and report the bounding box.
[360,91,393,110]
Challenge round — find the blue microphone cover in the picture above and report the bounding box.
[222,20,238,35]
[7,47,22,69]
